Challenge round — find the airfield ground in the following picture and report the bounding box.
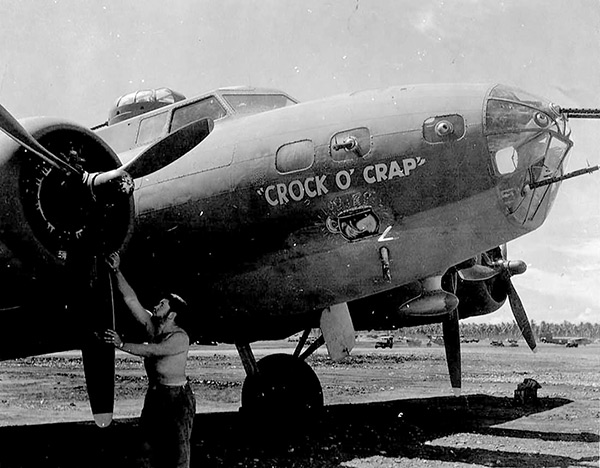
[0,339,598,467]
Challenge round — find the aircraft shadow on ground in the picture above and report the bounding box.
[0,394,596,468]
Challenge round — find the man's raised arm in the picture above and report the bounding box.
[107,252,154,337]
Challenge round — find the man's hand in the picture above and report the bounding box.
[106,252,121,272]
[104,329,123,349]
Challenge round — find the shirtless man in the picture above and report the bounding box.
[104,252,195,468]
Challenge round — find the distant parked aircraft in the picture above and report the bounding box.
[540,334,592,347]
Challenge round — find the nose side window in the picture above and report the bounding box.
[489,132,552,176]
[494,146,518,175]
[275,140,315,174]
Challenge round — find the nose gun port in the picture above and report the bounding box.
[332,136,358,152]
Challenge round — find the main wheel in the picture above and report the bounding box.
[241,353,323,419]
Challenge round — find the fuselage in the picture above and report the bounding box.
[97,83,572,341]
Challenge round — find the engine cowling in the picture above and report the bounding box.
[453,248,509,319]
[0,118,134,307]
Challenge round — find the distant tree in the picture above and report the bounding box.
[398,321,599,340]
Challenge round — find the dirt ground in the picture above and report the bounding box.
[0,339,598,467]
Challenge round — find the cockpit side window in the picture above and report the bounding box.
[170,96,226,133]
[223,94,296,116]
[137,112,169,146]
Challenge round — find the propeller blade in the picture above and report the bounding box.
[505,275,537,352]
[70,256,116,427]
[0,103,81,176]
[457,264,498,281]
[122,117,213,179]
[82,338,116,427]
[442,309,461,396]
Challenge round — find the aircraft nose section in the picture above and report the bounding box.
[484,85,573,228]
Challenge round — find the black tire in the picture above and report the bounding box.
[240,353,323,419]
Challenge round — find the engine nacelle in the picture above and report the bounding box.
[0,118,134,307]
[454,269,508,319]
[349,267,508,330]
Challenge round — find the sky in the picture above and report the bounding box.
[0,0,598,324]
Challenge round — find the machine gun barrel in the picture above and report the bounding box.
[562,108,600,119]
[528,165,599,189]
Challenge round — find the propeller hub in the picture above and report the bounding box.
[86,170,134,200]
[490,259,527,276]
[507,260,527,276]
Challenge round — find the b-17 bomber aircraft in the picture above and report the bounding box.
[0,82,598,427]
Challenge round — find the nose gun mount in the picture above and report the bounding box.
[525,106,600,189]
[527,164,599,189]
[332,135,358,152]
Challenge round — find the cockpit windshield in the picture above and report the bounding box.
[222,93,296,116]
